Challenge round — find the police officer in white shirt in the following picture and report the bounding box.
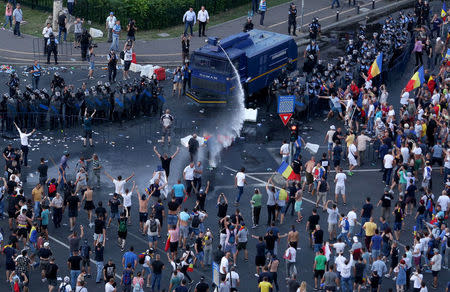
[183,7,196,36]
[197,6,209,37]
[14,122,35,167]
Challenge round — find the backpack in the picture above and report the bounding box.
[138,253,145,265]
[48,183,56,194]
[122,269,132,285]
[228,230,236,244]
[191,214,200,228]
[59,283,68,292]
[425,196,434,213]
[118,219,127,233]
[120,51,125,60]
[343,218,350,231]
[149,219,157,233]
[80,244,90,258]
[133,281,141,292]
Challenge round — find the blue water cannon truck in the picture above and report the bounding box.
[186,29,298,105]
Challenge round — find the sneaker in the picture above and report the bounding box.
[252,225,257,229]
[147,284,150,288]
[255,274,259,277]
[384,274,390,278]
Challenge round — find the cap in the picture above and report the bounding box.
[110,12,114,15]
[400,259,405,264]
[384,187,390,192]
[44,242,49,247]
[433,248,439,253]
[404,123,409,128]
[199,188,204,193]
[64,276,70,283]
[353,236,358,243]
[330,125,336,130]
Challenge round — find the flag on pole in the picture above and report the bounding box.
[277,161,296,180]
[442,2,447,20]
[404,66,425,92]
[367,52,383,81]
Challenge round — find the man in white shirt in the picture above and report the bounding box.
[197,6,209,37]
[105,12,116,43]
[334,167,347,205]
[356,131,371,166]
[183,162,195,196]
[183,7,196,37]
[42,23,53,54]
[437,190,449,212]
[280,140,290,163]
[234,167,247,205]
[104,278,116,292]
[367,99,375,133]
[383,149,395,186]
[225,266,240,290]
[346,207,357,236]
[324,125,336,159]
[219,252,230,278]
[104,171,135,194]
[14,122,35,167]
[347,140,357,176]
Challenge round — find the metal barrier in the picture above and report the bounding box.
[32,37,73,62]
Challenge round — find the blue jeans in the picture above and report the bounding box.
[32,76,40,90]
[33,201,40,217]
[416,214,424,230]
[96,261,104,282]
[314,243,323,253]
[70,270,81,289]
[331,0,340,8]
[294,147,301,159]
[341,276,353,292]
[184,21,193,36]
[383,168,392,185]
[368,117,374,133]
[110,35,119,51]
[236,186,244,202]
[58,26,67,42]
[3,15,12,28]
[151,273,162,291]
[371,249,380,261]
[337,232,351,246]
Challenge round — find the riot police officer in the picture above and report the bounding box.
[309,17,321,40]
[47,32,59,64]
[288,3,297,36]
[7,73,19,97]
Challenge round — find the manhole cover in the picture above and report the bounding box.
[157,33,170,37]
[360,7,370,12]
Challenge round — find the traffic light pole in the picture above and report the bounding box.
[289,142,293,165]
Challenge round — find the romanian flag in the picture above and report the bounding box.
[404,66,425,92]
[367,52,383,81]
[442,2,447,20]
[277,161,296,180]
[428,76,436,94]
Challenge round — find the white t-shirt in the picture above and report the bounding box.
[105,282,115,292]
[335,173,347,187]
[220,257,229,274]
[333,242,346,254]
[113,179,126,194]
[18,131,32,146]
[236,172,245,187]
[347,210,357,227]
[383,154,394,169]
[388,109,395,117]
[431,254,442,271]
[400,91,409,105]
[348,144,357,158]
[121,192,132,207]
[326,130,335,143]
[367,104,375,117]
[285,246,296,263]
[106,15,116,28]
[401,147,410,164]
[410,273,423,289]
[437,195,449,211]
[183,165,195,180]
[225,271,240,288]
[280,144,290,157]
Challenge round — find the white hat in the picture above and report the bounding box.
[404,123,409,128]
[330,125,336,130]
[44,242,49,247]
[353,236,358,243]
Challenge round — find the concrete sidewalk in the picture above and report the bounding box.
[0,0,420,66]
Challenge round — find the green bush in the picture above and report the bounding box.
[69,0,251,30]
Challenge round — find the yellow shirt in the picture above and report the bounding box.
[363,221,377,237]
[32,187,44,202]
[258,281,273,292]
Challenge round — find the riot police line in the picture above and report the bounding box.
[1,71,166,134]
[269,12,416,118]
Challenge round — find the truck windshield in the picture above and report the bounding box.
[192,54,231,74]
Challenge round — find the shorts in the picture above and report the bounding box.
[328,142,334,151]
[18,228,28,238]
[127,35,135,42]
[289,241,298,249]
[413,256,421,266]
[41,224,48,231]
[118,231,127,239]
[314,269,325,278]
[139,212,148,223]
[147,235,158,243]
[110,211,119,219]
[190,227,200,236]
[84,200,95,210]
[348,155,357,166]
[69,208,78,218]
[432,270,438,277]
[196,251,204,262]
[237,242,247,250]
[393,222,402,231]
[335,185,345,195]
[278,205,286,213]
[224,244,237,254]
[82,257,90,267]
[333,160,340,168]
[8,209,16,218]
[405,196,416,205]
[94,233,104,242]
[143,266,151,275]
[74,33,81,43]
[48,278,58,287]
[162,126,172,136]
[84,130,92,139]
[294,201,302,212]
[328,223,337,233]
[167,214,178,226]
[431,157,443,167]
[89,61,95,70]
[6,261,15,271]
[169,241,178,252]
[180,225,189,238]
[255,256,265,267]
[306,172,313,184]
[355,276,364,284]
[124,61,131,71]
